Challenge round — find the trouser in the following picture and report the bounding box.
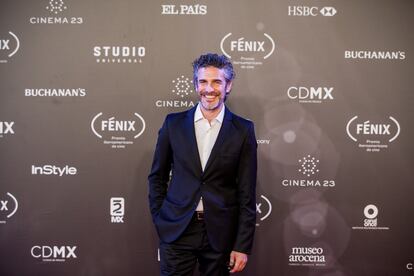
[159,213,230,276]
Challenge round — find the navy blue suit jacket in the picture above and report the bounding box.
[148,105,257,254]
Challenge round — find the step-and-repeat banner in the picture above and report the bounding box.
[1,0,413,275]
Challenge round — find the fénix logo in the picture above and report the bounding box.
[29,0,84,24]
[287,87,334,103]
[256,195,272,227]
[282,155,335,188]
[345,50,405,60]
[25,88,86,97]
[352,204,390,230]
[0,31,20,63]
[346,116,400,152]
[94,46,145,64]
[31,165,77,176]
[31,245,77,262]
[220,32,275,69]
[161,4,207,15]
[155,75,196,108]
[110,197,124,223]
[288,6,337,16]
[288,247,326,266]
[0,121,15,137]
[91,112,146,149]
[0,192,18,224]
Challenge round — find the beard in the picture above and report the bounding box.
[199,91,225,111]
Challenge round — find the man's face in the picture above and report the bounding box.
[195,66,232,111]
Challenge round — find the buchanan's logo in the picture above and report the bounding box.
[91,112,146,149]
[346,116,400,152]
[24,88,86,97]
[155,75,196,108]
[220,32,275,69]
[0,192,18,224]
[345,50,405,60]
[0,31,20,63]
[282,155,335,188]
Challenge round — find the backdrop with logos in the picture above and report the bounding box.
[1,0,413,275]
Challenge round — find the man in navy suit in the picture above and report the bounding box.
[149,53,257,275]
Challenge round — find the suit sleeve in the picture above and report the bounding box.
[233,121,257,254]
[148,115,172,220]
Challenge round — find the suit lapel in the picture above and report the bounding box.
[203,107,233,174]
[184,106,203,174]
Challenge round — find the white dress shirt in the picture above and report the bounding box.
[194,103,225,211]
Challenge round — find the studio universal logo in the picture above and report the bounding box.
[287,86,334,104]
[31,165,77,176]
[288,6,337,16]
[282,155,335,188]
[29,0,84,25]
[161,3,207,15]
[256,195,272,227]
[31,245,77,262]
[346,116,400,152]
[155,75,196,108]
[0,31,20,63]
[288,247,326,266]
[24,88,86,97]
[352,204,390,230]
[0,193,18,224]
[110,197,124,223]
[91,112,146,149]
[0,121,15,138]
[220,32,275,69]
[93,46,146,64]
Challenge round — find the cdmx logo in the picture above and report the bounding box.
[0,192,18,224]
[31,245,77,261]
[256,195,272,226]
[220,32,275,60]
[110,197,124,223]
[91,112,146,139]
[0,31,20,63]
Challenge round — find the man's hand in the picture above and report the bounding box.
[229,250,248,273]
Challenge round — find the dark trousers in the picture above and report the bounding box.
[159,214,230,276]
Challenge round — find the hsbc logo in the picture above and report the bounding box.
[31,245,77,262]
[288,6,337,17]
[0,192,18,224]
[287,87,334,103]
[0,31,20,63]
[0,121,15,137]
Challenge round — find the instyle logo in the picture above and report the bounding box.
[352,204,389,230]
[345,50,405,60]
[31,165,77,176]
[161,4,207,15]
[220,32,275,69]
[0,31,20,63]
[0,193,18,224]
[288,247,326,266]
[288,6,337,16]
[110,197,124,223]
[31,245,77,262]
[256,195,272,227]
[94,46,145,64]
[0,121,15,138]
[91,112,146,149]
[346,116,400,152]
[287,87,334,104]
[155,75,196,108]
[29,0,84,24]
[282,155,335,188]
[25,88,86,97]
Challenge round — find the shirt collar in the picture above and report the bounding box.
[194,103,225,123]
